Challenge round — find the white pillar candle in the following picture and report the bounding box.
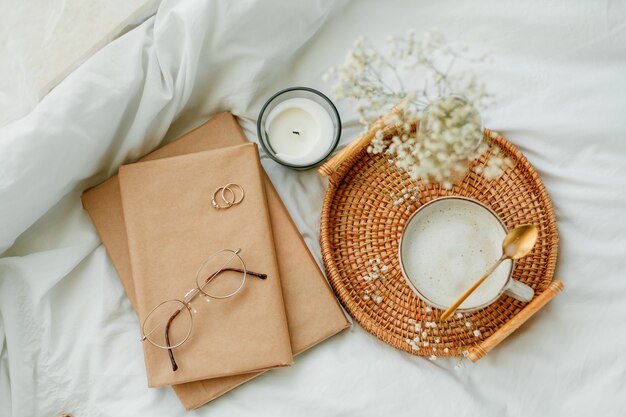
[265,97,334,166]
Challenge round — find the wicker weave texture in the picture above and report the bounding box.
[320,130,559,357]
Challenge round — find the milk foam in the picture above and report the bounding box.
[401,198,512,309]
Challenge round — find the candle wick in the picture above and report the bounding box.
[292,131,300,135]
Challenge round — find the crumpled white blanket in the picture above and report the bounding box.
[1,0,626,416]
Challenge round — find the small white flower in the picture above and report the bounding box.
[473,329,481,337]
[425,306,433,313]
[423,341,429,347]
[455,312,463,319]
[414,323,422,331]
[429,355,437,361]
[374,295,383,303]
[443,347,450,353]
[465,322,472,327]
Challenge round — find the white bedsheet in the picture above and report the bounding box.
[0,0,160,127]
[1,1,626,416]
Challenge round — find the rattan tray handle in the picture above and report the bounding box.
[320,110,404,180]
[319,127,377,178]
[468,279,564,361]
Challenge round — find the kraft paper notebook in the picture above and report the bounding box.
[81,112,349,409]
[118,143,293,387]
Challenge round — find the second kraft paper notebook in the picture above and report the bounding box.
[118,143,293,387]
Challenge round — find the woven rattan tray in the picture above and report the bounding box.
[319,122,562,361]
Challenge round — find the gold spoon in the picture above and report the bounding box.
[440,224,538,321]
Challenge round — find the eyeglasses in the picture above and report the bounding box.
[140,248,266,371]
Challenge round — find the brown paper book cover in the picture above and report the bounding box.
[81,113,349,409]
[119,143,293,387]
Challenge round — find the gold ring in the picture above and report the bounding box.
[222,183,245,205]
[212,186,235,209]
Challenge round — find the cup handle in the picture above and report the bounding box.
[504,279,534,302]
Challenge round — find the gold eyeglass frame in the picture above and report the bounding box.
[139,248,266,371]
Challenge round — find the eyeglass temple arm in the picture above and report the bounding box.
[165,309,182,371]
[164,267,267,371]
[216,267,267,280]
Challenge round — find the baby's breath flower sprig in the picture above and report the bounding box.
[324,31,511,189]
[404,309,485,359]
[390,185,420,206]
[342,163,421,209]
[361,257,391,304]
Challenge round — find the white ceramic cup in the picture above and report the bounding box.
[399,196,534,312]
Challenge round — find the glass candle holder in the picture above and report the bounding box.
[257,87,341,170]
